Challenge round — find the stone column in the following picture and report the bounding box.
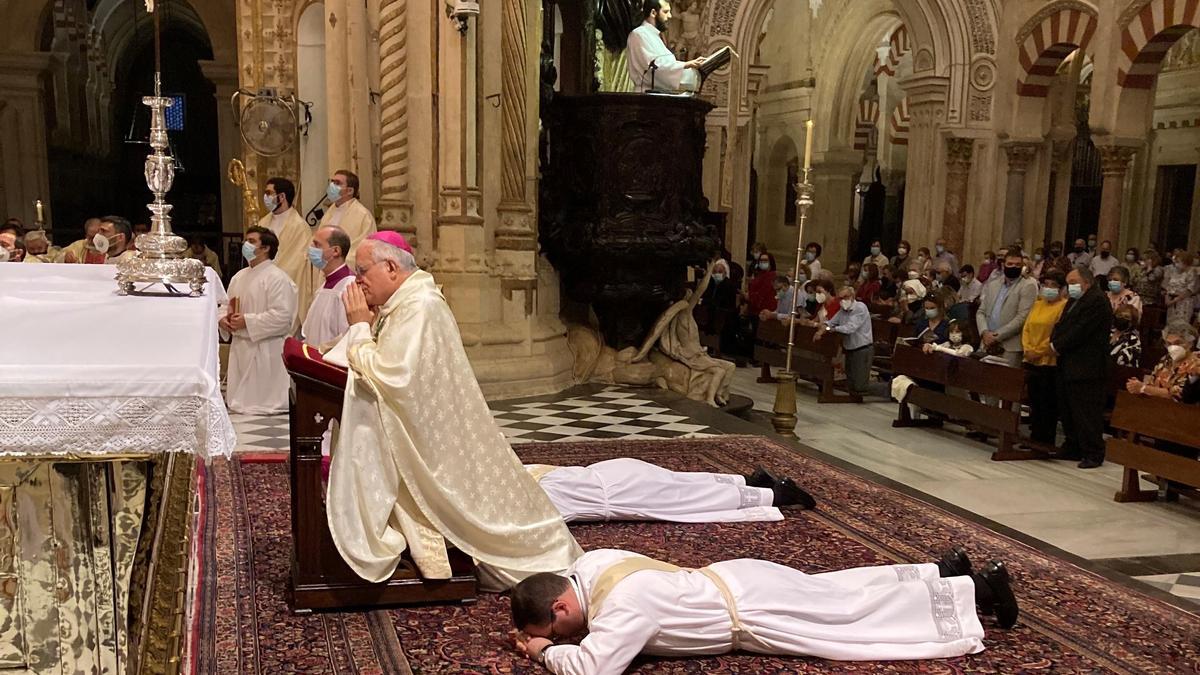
[941,137,974,258]
[880,167,905,243]
[200,61,243,235]
[1047,137,1073,248]
[1190,145,1200,252]
[897,74,949,247]
[809,149,863,274]
[377,0,416,242]
[1001,141,1038,246]
[494,0,536,254]
[1096,144,1137,248]
[0,52,53,226]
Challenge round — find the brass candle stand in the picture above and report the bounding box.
[770,168,814,438]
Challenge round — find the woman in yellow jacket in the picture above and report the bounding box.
[1022,269,1069,445]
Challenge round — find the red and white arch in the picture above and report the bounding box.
[853,99,880,151]
[1118,0,1200,88]
[874,25,911,77]
[889,98,909,146]
[1016,4,1098,97]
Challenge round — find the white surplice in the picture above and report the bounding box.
[258,207,314,327]
[626,21,698,93]
[317,198,377,260]
[301,265,355,348]
[326,270,581,590]
[531,459,781,523]
[219,260,298,415]
[542,549,986,674]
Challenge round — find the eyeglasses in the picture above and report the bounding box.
[355,261,392,276]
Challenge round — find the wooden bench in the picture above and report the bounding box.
[871,317,915,376]
[891,343,1036,460]
[1107,391,1200,502]
[755,320,861,403]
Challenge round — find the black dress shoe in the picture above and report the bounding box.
[973,560,1019,629]
[936,546,973,578]
[1077,457,1103,469]
[745,466,778,489]
[771,478,817,510]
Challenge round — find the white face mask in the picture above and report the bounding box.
[1167,344,1188,362]
[949,333,963,345]
[92,233,112,253]
[814,292,828,304]
[840,299,854,311]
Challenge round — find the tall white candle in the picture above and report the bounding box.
[35,199,44,222]
[803,120,814,171]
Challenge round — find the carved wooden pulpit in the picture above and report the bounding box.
[282,338,477,611]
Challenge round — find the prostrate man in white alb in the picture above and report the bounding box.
[512,547,1019,672]
[301,225,360,349]
[627,0,706,93]
[530,461,815,523]
[219,226,298,414]
[258,176,315,325]
[317,169,377,259]
[327,232,580,591]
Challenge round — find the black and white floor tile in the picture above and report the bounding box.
[1136,573,1200,604]
[228,413,291,452]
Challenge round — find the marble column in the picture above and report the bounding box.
[200,61,243,235]
[1001,142,1038,246]
[377,0,416,242]
[1047,138,1073,248]
[810,149,863,274]
[1096,145,1137,248]
[897,74,949,248]
[941,137,974,258]
[494,0,536,254]
[880,167,905,244]
[0,52,53,226]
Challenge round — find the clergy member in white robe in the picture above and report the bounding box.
[94,215,137,265]
[258,176,315,328]
[301,225,361,349]
[327,232,581,591]
[219,226,298,414]
[317,169,377,260]
[626,1,705,93]
[513,548,1017,673]
[528,458,813,523]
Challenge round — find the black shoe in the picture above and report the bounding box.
[973,561,1019,629]
[771,478,817,510]
[745,466,777,489]
[936,546,973,578]
[1077,457,1103,469]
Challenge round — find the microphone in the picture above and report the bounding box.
[650,61,659,92]
[639,56,660,92]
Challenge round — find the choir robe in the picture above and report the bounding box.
[258,207,314,328]
[219,260,298,414]
[626,21,698,93]
[301,264,355,348]
[529,459,781,523]
[317,198,377,260]
[541,549,986,674]
[326,270,581,591]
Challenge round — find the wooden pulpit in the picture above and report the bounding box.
[283,338,477,611]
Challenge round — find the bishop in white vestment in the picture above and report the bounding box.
[513,548,1015,674]
[327,233,581,591]
[301,225,359,349]
[258,177,315,327]
[219,227,298,415]
[626,2,703,92]
[318,170,377,260]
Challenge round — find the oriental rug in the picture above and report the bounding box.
[196,436,1200,674]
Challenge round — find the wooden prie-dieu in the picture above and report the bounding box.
[282,338,477,612]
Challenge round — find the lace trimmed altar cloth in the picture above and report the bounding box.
[0,263,235,458]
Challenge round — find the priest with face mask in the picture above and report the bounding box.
[326,232,581,591]
[95,216,137,265]
[257,176,315,328]
[318,169,377,260]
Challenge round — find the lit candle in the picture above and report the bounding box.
[803,120,814,172]
[35,199,44,223]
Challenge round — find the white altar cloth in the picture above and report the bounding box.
[0,264,236,458]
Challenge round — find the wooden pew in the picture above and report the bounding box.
[1107,391,1200,502]
[755,320,861,403]
[871,317,915,376]
[891,343,1036,461]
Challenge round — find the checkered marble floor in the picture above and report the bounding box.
[228,413,291,452]
[1136,573,1200,604]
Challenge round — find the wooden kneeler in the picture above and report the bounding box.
[283,338,477,612]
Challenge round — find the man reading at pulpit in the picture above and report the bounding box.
[327,232,582,591]
[628,0,706,92]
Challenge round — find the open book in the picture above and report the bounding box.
[696,46,734,80]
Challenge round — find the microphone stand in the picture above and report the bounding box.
[649,61,658,92]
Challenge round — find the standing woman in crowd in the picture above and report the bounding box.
[1022,270,1069,447]
[1106,266,1142,315]
[1163,250,1199,324]
[1132,251,1164,307]
[891,240,913,273]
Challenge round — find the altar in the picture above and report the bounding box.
[0,263,232,675]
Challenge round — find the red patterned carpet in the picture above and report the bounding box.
[195,436,1200,674]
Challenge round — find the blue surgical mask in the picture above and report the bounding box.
[1108,280,1122,293]
[936,245,945,254]
[241,241,258,263]
[326,182,343,203]
[924,308,938,319]
[870,246,880,256]
[1067,283,1083,299]
[712,273,725,283]
[758,261,770,270]
[307,246,327,269]
[804,251,815,262]
[263,193,278,212]
[1041,287,1059,301]
[796,274,807,283]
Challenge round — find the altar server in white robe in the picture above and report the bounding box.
[512,548,1019,673]
[528,459,815,523]
[627,0,706,92]
[95,215,138,265]
[327,233,581,591]
[318,169,376,260]
[301,225,362,349]
[219,226,298,414]
[258,176,315,327]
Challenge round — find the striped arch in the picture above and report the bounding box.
[889,98,909,146]
[874,25,911,76]
[1016,3,1098,97]
[1118,0,1200,88]
[853,99,880,150]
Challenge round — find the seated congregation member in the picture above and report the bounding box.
[937,280,971,324]
[511,547,1017,672]
[914,293,951,345]
[890,240,913,272]
[1125,322,1200,403]
[1109,304,1142,368]
[976,250,1037,367]
[219,227,298,415]
[184,235,223,276]
[856,263,882,303]
[959,264,983,303]
[799,278,839,325]
[1106,266,1142,314]
[863,239,889,269]
[530,460,815,524]
[95,215,137,265]
[302,225,362,349]
[803,241,823,277]
[759,269,804,324]
[923,320,973,357]
[890,278,928,325]
[815,286,873,397]
[1022,270,1069,447]
[1051,267,1113,469]
[747,251,778,319]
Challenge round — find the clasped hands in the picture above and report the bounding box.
[342,282,377,326]
[514,632,553,663]
[219,313,246,332]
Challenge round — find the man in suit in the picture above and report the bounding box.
[975,249,1038,367]
[1050,266,1114,468]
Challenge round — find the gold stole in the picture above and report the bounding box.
[525,464,562,482]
